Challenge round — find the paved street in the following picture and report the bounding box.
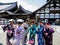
[53,26,60,45]
[0,25,6,45]
[0,25,60,45]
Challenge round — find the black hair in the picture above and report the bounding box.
[31,20,35,23]
[17,22,23,24]
[24,19,28,22]
[39,20,42,23]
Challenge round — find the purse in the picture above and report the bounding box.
[9,38,17,45]
[29,39,34,44]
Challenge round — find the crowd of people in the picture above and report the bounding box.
[2,19,54,45]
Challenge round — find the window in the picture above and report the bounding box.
[50,7,54,10]
[56,19,60,22]
[56,4,59,6]
[50,14,54,18]
[46,5,49,7]
[50,4,54,7]
[36,14,39,16]
[55,13,59,18]
[40,14,44,18]
[45,10,49,13]
[55,7,59,10]
[45,8,49,13]
[45,8,49,11]
[45,14,49,18]
[37,11,40,13]
[41,10,44,13]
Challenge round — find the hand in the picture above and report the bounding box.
[45,33,48,36]
[38,30,40,32]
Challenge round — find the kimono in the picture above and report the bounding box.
[29,24,36,45]
[43,27,54,45]
[22,23,29,44]
[14,25,24,45]
[3,24,15,45]
[36,25,44,45]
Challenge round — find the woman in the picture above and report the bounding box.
[22,20,29,45]
[14,19,24,45]
[43,23,54,45]
[3,19,15,45]
[29,21,36,45]
[36,20,44,45]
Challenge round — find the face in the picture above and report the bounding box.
[30,22,34,26]
[45,24,50,28]
[31,23,33,25]
[26,21,28,24]
[39,22,43,25]
[17,22,22,26]
[10,21,14,25]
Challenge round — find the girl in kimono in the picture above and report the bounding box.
[29,21,36,45]
[3,19,15,45]
[43,23,54,45]
[36,20,44,45]
[14,19,24,45]
[22,20,29,45]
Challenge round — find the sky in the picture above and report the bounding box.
[0,0,46,12]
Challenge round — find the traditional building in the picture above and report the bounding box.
[0,2,31,20]
[0,2,18,18]
[0,2,32,24]
[33,0,60,24]
[8,5,31,20]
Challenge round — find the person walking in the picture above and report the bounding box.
[14,19,24,45]
[29,21,36,45]
[43,23,54,45]
[22,20,29,45]
[3,19,15,45]
[36,20,44,45]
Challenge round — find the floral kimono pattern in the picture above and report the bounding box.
[14,25,24,45]
[36,25,44,45]
[43,27,54,45]
[3,24,15,45]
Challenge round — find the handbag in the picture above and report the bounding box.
[7,30,12,33]
[29,39,34,44]
[9,38,17,45]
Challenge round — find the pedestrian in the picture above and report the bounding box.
[29,20,36,45]
[3,19,15,45]
[14,19,24,45]
[22,19,29,45]
[43,23,54,45]
[36,20,44,45]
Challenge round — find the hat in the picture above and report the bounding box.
[17,19,24,23]
[9,19,15,22]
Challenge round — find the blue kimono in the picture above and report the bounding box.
[29,24,36,45]
[36,25,44,45]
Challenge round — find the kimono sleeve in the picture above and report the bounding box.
[49,28,55,33]
[43,27,47,38]
[2,25,9,32]
[33,25,36,34]
[35,25,40,34]
[30,26,32,33]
